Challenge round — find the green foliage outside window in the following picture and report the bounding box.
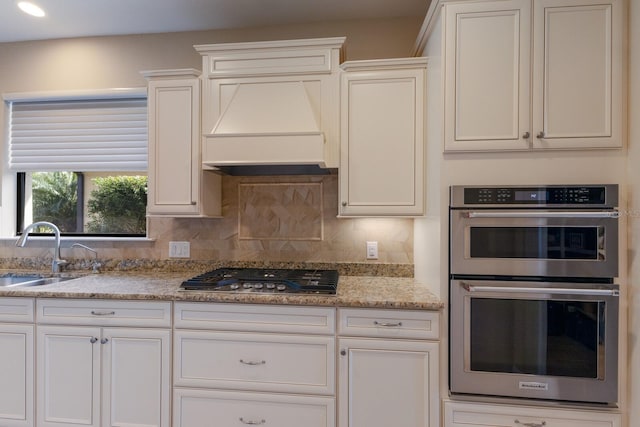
[28,172,147,235]
[86,176,147,234]
[32,172,78,232]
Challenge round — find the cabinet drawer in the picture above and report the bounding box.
[0,298,34,323]
[338,308,439,340]
[175,302,335,334]
[444,400,621,427]
[174,330,335,394]
[174,388,335,427]
[36,299,171,327]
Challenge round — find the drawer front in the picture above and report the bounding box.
[36,299,171,327]
[444,400,621,427]
[174,388,335,427]
[0,298,34,323]
[175,302,335,334]
[338,308,439,340]
[174,330,335,394]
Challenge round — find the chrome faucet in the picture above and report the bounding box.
[16,221,67,273]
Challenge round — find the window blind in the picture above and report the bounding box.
[9,97,147,172]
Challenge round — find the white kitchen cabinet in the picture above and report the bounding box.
[443,0,623,152]
[444,400,621,427]
[143,69,222,217]
[35,299,171,427]
[339,58,426,216]
[337,308,440,427]
[173,302,336,427]
[0,298,34,427]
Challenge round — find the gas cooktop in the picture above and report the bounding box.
[180,267,339,295]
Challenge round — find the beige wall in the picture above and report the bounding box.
[0,17,422,265]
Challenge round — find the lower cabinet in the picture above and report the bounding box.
[35,299,171,427]
[444,400,622,427]
[173,302,337,427]
[0,298,34,427]
[337,308,440,427]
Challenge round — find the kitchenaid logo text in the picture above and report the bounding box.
[519,382,549,391]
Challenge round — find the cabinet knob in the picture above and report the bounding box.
[340,349,346,356]
[341,201,347,207]
[536,131,545,139]
[89,337,98,344]
[101,338,109,345]
[522,132,530,139]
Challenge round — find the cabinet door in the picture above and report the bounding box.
[444,0,531,151]
[146,72,221,217]
[338,338,439,427]
[531,0,623,149]
[102,328,170,427]
[340,62,425,216]
[37,325,101,427]
[0,324,33,427]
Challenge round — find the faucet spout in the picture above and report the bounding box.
[16,221,67,273]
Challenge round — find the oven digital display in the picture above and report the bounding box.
[514,190,546,202]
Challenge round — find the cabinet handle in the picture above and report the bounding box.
[239,359,266,366]
[89,337,98,344]
[239,418,266,425]
[340,349,347,356]
[536,131,545,139]
[373,321,403,327]
[522,132,530,139]
[341,201,347,207]
[101,338,109,344]
[515,419,546,427]
[91,310,115,316]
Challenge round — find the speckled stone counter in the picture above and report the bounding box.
[0,272,443,310]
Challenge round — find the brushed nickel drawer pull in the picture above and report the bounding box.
[239,359,266,366]
[91,310,115,316]
[515,419,546,427]
[374,321,403,327]
[239,417,266,425]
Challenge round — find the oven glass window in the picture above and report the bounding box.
[469,227,601,260]
[470,298,604,378]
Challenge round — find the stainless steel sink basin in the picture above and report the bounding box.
[0,274,77,288]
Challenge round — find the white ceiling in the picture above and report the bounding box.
[0,0,430,43]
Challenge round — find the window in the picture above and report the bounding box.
[7,90,148,237]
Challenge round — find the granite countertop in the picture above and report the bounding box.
[0,272,443,310]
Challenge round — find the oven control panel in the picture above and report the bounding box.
[451,185,617,208]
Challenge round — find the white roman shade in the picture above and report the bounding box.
[8,94,147,172]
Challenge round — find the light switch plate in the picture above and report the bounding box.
[366,241,378,260]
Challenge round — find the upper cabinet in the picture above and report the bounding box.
[195,38,344,171]
[339,58,427,217]
[143,69,222,217]
[443,0,624,152]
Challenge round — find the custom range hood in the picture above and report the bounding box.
[196,38,345,175]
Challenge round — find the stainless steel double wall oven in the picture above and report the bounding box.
[449,185,620,404]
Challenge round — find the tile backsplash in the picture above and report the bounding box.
[2,174,414,270]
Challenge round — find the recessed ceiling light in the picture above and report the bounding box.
[17,1,46,18]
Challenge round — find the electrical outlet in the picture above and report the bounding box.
[366,241,378,260]
[169,241,190,258]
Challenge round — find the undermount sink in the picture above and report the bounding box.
[0,273,77,288]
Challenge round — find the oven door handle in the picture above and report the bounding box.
[465,211,619,219]
[463,284,619,296]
